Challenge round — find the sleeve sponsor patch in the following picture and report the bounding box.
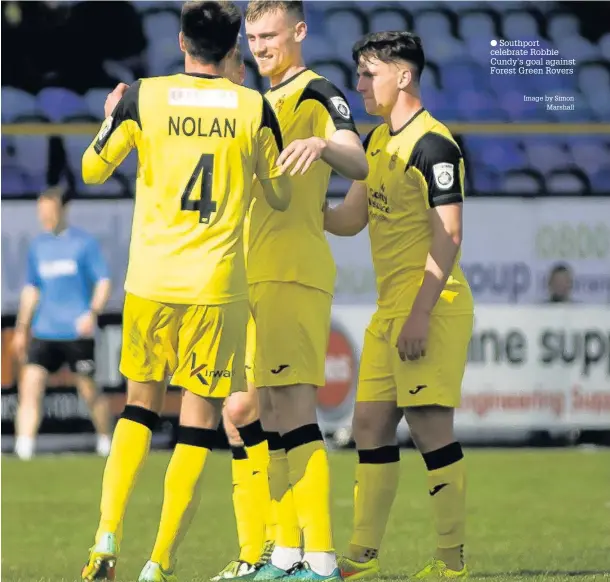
[329,96,351,120]
[432,162,455,190]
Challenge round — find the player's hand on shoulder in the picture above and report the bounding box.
[104,83,130,118]
[396,309,430,362]
[277,136,327,176]
[76,311,98,338]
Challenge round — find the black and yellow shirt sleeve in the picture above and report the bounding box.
[255,96,284,180]
[82,80,142,184]
[407,132,464,209]
[296,78,358,141]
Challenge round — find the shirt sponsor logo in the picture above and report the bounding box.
[169,88,238,109]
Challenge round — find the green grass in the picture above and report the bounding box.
[2,449,610,582]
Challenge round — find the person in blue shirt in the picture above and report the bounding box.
[11,186,113,460]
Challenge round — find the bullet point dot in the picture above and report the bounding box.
[490,39,497,46]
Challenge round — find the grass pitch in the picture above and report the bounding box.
[2,448,609,582]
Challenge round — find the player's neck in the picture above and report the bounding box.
[386,97,423,134]
[51,221,68,236]
[269,62,307,89]
[184,55,222,77]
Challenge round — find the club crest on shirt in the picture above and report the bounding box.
[389,148,400,171]
[274,98,285,114]
[432,162,454,190]
[330,96,351,119]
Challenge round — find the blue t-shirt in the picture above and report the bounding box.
[26,227,110,341]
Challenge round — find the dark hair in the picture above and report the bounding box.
[245,0,305,23]
[181,1,242,65]
[352,31,425,81]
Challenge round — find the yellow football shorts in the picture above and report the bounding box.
[357,311,473,408]
[120,292,248,398]
[245,282,332,388]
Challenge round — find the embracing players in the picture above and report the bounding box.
[80,2,290,581]
[325,32,474,579]
[215,2,368,581]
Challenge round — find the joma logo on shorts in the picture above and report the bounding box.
[190,354,232,385]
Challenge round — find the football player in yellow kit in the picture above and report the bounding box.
[325,32,474,580]
[80,3,290,581]
[214,2,368,582]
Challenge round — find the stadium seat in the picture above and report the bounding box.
[557,36,600,62]
[440,60,487,92]
[84,89,113,120]
[143,10,182,77]
[1,165,31,197]
[500,169,545,195]
[546,10,581,41]
[600,32,610,62]
[37,88,88,122]
[588,90,610,121]
[467,163,501,194]
[368,7,412,33]
[302,35,336,63]
[413,8,455,40]
[522,139,573,175]
[12,136,50,193]
[546,169,591,195]
[578,61,610,97]
[455,90,507,122]
[458,9,498,43]
[463,137,526,172]
[501,9,541,41]
[589,167,610,194]
[1,87,39,122]
[310,60,354,92]
[324,7,367,56]
[244,60,264,92]
[567,138,610,175]
[63,135,97,184]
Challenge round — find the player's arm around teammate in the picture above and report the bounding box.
[327,32,474,580]
[12,187,113,461]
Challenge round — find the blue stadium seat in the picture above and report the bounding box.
[455,90,508,122]
[143,10,182,77]
[458,10,498,43]
[522,139,573,174]
[568,138,610,175]
[556,36,600,62]
[84,89,112,120]
[501,10,541,41]
[463,137,526,172]
[414,9,455,40]
[500,169,545,195]
[467,163,501,194]
[547,10,581,41]
[37,88,89,123]
[421,89,454,122]
[546,169,591,195]
[1,165,32,197]
[600,33,610,62]
[63,135,97,190]
[589,167,610,193]
[588,91,610,121]
[302,35,336,63]
[12,136,50,193]
[440,61,487,92]
[324,7,367,56]
[578,62,610,96]
[343,90,368,121]
[368,7,411,33]
[310,60,354,92]
[1,87,38,122]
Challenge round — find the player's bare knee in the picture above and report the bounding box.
[225,390,258,428]
[18,365,47,405]
[352,402,400,449]
[75,375,98,406]
[222,405,244,447]
[404,405,455,453]
[125,379,165,414]
[270,384,318,433]
[180,391,223,430]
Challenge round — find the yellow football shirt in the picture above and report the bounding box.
[82,73,283,305]
[363,108,474,317]
[245,69,358,295]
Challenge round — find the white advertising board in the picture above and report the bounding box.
[324,305,610,435]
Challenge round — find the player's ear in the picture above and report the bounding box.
[294,20,307,43]
[397,67,412,91]
[178,31,186,54]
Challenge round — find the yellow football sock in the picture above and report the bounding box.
[423,442,466,571]
[285,424,333,552]
[237,421,271,561]
[96,406,159,546]
[150,427,215,571]
[349,446,400,560]
[268,442,301,548]
[231,446,263,564]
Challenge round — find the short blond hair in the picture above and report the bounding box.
[245,0,304,23]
